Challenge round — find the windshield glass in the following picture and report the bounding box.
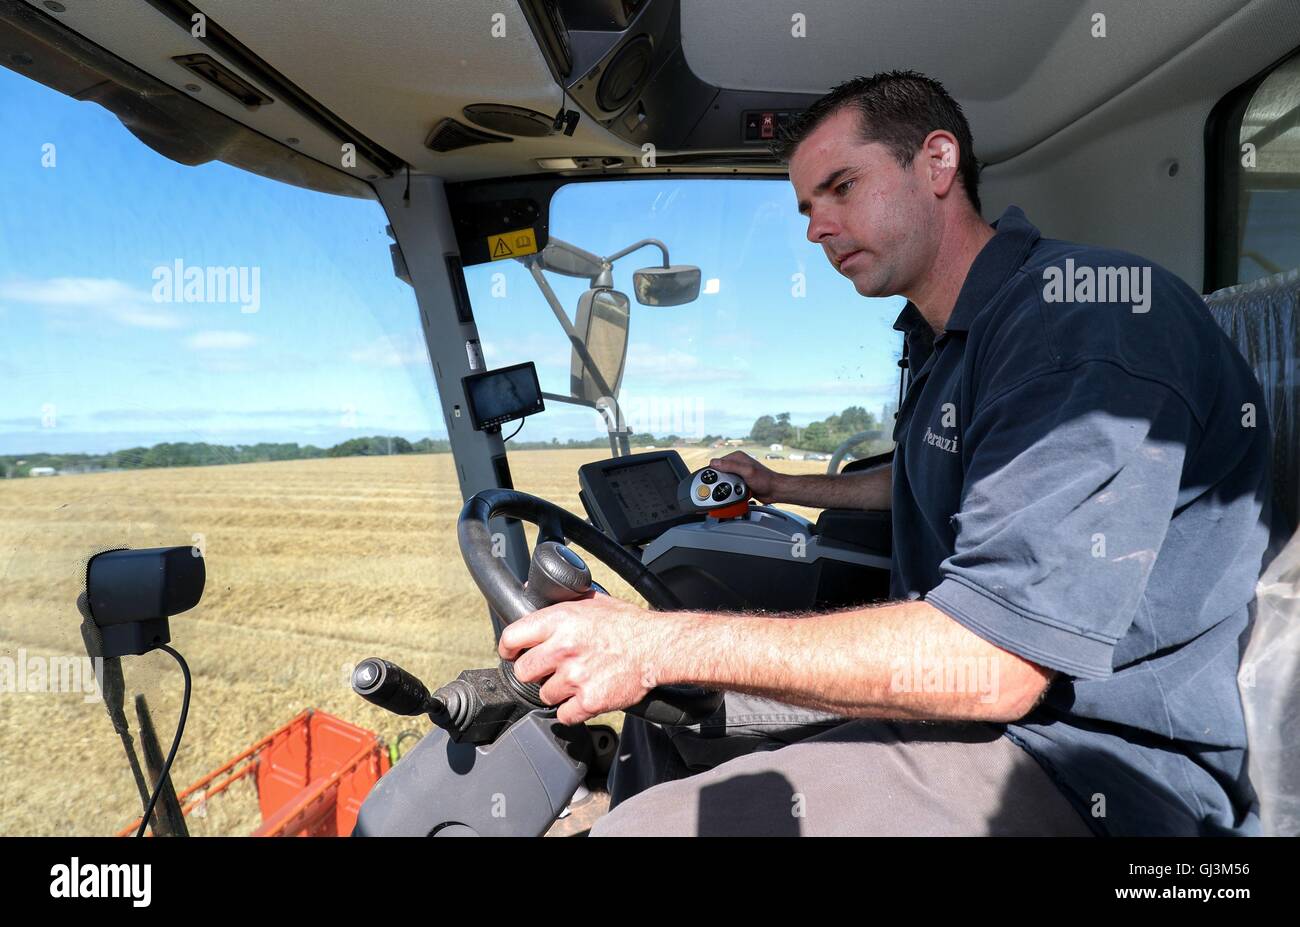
[1,74,901,838]
[464,177,905,521]
[0,66,493,836]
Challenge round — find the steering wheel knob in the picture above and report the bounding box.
[457,488,723,725]
[523,541,593,610]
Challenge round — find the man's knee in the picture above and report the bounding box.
[590,721,1092,836]
[589,778,697,836]
[591,761,807,836]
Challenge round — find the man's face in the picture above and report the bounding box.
[790,107,934,299]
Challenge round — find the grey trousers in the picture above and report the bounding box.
[593,694,1094,837]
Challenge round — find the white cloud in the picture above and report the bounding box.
[744,375,899,400]
[1,276,184,329]
[623,348,749,386]
[349,333,430,368]
[185,330,256,351]
[480,335,569,369]
[1,277,135,306]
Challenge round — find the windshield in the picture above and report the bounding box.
[0,65,494,836]
[0,74,901,837]
[463,177,905,521]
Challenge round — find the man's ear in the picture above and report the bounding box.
[921,130,960,198]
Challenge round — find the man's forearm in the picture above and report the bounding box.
[773,462,892,510]
[655,599,1049,723]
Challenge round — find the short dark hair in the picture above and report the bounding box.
[771,70,982,215]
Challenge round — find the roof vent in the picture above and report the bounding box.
[463,104,556,138]
[425,118,512,152]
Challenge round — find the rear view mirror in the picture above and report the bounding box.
[632,265,701,306]
[570,289,630,403]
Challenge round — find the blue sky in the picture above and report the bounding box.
[0,65,903,456]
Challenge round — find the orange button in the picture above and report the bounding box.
[696,486,710,500]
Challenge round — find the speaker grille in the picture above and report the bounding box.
[597,35,652,113]
[425,118,513,152]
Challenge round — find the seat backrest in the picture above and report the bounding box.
[1204,269,1299,532]
[1204,269,1300,836]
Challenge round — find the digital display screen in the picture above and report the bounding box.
[464,362,543,430]
[606,459,683,529]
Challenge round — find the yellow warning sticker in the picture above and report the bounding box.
[487,228,538,260]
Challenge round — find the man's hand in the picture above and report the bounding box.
[710,451,783,502]
[715,452,893,511]
[498,595,679,725]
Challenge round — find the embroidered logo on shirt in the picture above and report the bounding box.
[923,425,959,454]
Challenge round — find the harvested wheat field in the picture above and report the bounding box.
[0,446,831,835]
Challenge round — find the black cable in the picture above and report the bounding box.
[553,89,568,133]
[502,419,525,442]
[897,336,909,414]
[135,644,191,838]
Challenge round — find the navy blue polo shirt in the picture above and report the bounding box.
[890,206,1273,836]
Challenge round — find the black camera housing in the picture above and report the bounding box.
[85,547,205,657]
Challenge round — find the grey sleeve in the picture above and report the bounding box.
[925,362,1198,678]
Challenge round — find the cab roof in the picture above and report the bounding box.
[2,0,1291,185]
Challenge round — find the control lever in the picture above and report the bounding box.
[352,654,541,745]
[351,657,436,717]
[353,542,599,745]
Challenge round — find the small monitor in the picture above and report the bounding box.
[462,362,544,432]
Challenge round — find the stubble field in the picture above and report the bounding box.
[0,447,831,835]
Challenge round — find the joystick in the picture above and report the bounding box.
[677,467,752,519]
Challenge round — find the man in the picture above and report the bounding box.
[499,71,1273,836]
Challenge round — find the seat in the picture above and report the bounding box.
[1204,269,1300,836]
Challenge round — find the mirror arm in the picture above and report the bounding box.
[540,392,596,409]
[604,238,669,268]
[539,392,631,458]
[523,260,634,458]
[593,396,631,457]
[530,239,605,278]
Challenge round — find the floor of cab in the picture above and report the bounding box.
[544,787,611,837]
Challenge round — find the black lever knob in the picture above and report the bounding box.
[352,657,434,717]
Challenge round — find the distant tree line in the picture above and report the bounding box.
[502,433,724,450]
[0,431,726,477]
[1,436,451,478]
[748,406,889,455]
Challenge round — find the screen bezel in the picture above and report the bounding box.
[462,361,545,432]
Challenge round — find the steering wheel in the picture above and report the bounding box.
[458,488,722,725]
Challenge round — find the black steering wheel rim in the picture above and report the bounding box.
[457,488,721,725]
[457,488,684,620]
